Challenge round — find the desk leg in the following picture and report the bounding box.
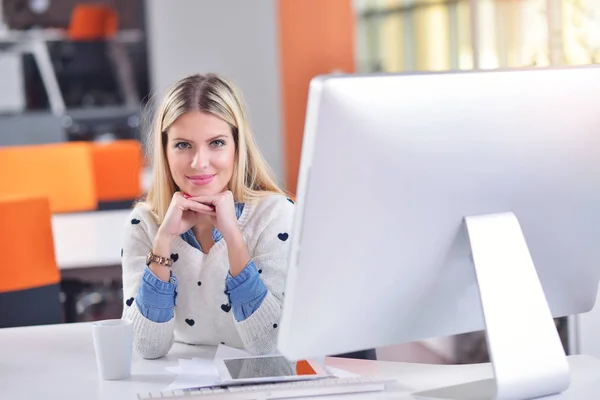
[30,40,65,115]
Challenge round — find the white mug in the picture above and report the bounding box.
[92,319,133,380]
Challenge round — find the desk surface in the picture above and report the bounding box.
[52,210,128,270]
[1,322,600,400]
[0,28,143,43]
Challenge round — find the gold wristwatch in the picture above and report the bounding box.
[145,251,174,268]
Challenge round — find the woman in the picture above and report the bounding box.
[121,73,294,359]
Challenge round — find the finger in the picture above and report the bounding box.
[188,195,217,203]
[175,191,196,200]
[188,196,217,209]
[182,198,216,213]
[173,191,185,201]
[197,210,217,217]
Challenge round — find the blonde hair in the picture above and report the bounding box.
[142,73,285,223]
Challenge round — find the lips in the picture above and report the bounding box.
[187,174,215,186]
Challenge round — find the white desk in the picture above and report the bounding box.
[1,322,600,400]
[52,210,129,270]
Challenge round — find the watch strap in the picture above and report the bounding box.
[146,251,174,268]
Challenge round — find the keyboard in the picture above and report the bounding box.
[138,376,392,399]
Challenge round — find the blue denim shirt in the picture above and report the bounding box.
[135,202,268,323]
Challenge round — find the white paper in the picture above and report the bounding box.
[179,358,217,375]
[164,374,221,392]
[164,354,221,391]
[213,344,252,360]
[165,366,182,375]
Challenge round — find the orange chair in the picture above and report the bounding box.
[90,140,144,208]
[0,196,62,327]
[0,143,97,213]
[67,4,118,41]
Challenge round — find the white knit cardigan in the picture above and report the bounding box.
[121,194,294,359]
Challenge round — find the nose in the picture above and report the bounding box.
[191,147,209,170]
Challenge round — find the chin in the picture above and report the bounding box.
[184,187,212,197]
[183,183,226,197]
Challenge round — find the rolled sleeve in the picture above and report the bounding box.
[136,267,178,323]
[225,260,267,322]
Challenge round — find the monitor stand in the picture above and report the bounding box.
[414,212,570,400]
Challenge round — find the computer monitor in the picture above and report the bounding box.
[277,66,600,400]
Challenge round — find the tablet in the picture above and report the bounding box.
[214,355,329,386]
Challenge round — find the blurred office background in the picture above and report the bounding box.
[0,0,598,365]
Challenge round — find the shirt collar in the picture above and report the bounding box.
[180,202,245,251]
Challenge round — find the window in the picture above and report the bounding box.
[355,0,600,72]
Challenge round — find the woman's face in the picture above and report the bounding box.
[165,111,236,197]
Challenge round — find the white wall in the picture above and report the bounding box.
[145,0,283,183]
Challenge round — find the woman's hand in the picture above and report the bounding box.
[150,192,214,281]
[188,190,241,242]
[157,192,216,240]
[189,190,249,277]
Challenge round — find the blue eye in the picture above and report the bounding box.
[210,139,226,148]
[175,142,191,150]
